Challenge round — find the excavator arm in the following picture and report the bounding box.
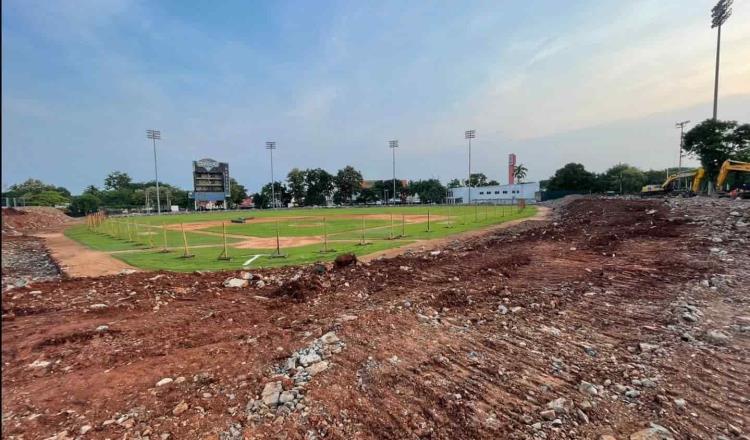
[691,168,705,193]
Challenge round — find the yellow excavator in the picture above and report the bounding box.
[641,168,705,196]
[641,160,749,197]
[715,160,750,198]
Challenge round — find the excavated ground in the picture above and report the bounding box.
[1,198,749,440]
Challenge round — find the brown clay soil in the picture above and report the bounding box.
[33,231,138,278]
[2,198,749,440]
[1,207,75,236]
[233,236,325,249]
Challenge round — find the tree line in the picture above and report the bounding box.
[4,118,745,213]
[542,118,749,193]
[250,165,448,208]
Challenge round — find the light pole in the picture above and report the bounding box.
[389,140,398,205]
[711,0,732,120]
[265,141,277,209]
[675,120,690,188]
[146,129,162,214]
[464,130,475,204]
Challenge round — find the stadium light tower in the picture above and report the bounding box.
[146,129,162,214]
[711,0,733,120]
[265,141,277,209]
[464,130,476,204]
[389,140,398,205]
[675,121,690,187]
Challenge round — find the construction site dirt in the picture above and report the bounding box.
[2,198,749,440]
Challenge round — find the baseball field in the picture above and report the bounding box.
[65,204,537,271]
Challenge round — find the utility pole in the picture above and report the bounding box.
[711,0,733,120]
[146,129,162,214]
[265,141,277,209]
[465,130,475,204]
[675,121,690,189]
[389,140,398,206]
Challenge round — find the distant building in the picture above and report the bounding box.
[192,158,230,210]
[447,182,539,204]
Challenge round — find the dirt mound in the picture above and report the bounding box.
[2,207,74,235]
[2,198,749,439]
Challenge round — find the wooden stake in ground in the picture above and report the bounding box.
[270,219,287,258]
[358,215,367,245]
[146,224,154,248]
[218,221,231,260]
[426,208,431,232]
[319,216,335,253]
[179,223,195,258]
[160,223,170,253]
[126,219,133,242]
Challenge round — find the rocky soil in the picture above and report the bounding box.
[1,197,748,440]
[1,237,61,293]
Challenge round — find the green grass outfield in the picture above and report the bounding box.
[67,204,536,271]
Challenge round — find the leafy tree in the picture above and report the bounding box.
[83,185,101,196]
[26,190,69,206]
[303,168,334,206]
[104,171,133,190]
[600,163,646,194]
[287,168,307,206]
[682,119,750,181]
[334,166,363,205]
[487,180,500,186]
[3,179,71,201]
[514,164,528,183]
[260,182,290,208]
[251,192,268,209]
[447,178,462,188]
[546,163,597,191]
[356,188,378,204]
[372,179,407,203]
[68,194,101,216]
[229,178,248,206]
[408,179,446,204]
[643,169,669,185]
[468,173,488,186]
[99,188,134,208]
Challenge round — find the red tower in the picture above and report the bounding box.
[508,153,517,185]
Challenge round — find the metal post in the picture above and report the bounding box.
[465,130,475,204]
[389,140,398,206]
[711,0,733,120]
[266,142,277,209]
[675,121,690,189]
[146,129,162,214]
[713,24,721,120]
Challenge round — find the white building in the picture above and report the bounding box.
[447,182,539,204]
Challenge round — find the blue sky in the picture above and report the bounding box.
[2,0,749,193]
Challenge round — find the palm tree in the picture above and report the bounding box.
[514,164,528,183]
